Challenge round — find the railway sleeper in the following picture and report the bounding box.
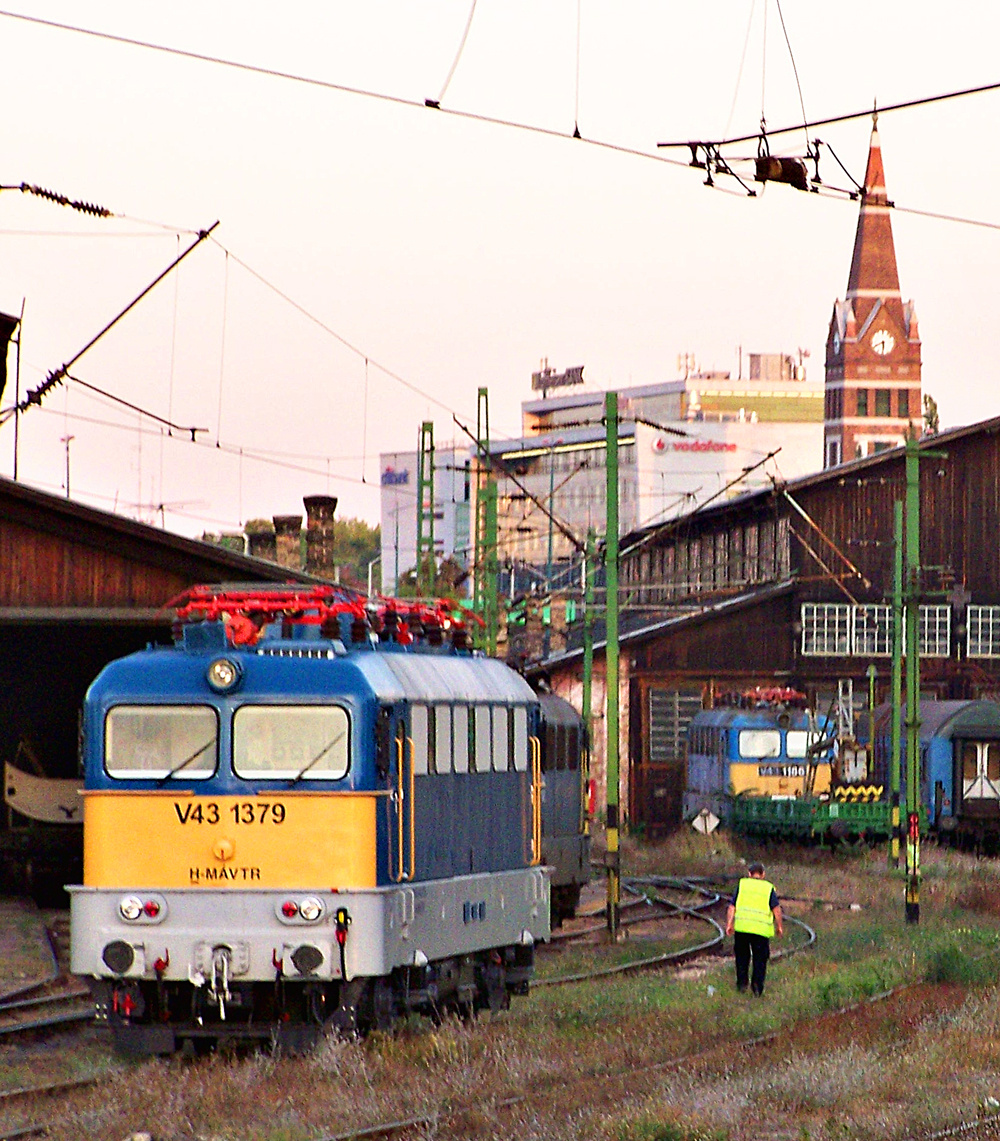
[88,943,534,1057]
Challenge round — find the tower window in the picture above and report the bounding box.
[856,389,868,416]
[876,389,891,416]
[897,389,910,418]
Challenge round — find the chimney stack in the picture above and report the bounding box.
[246,523,277,562]
[304,495,338,578]
[272,514,303,570]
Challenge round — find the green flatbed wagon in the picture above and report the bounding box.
[730,795,925,843]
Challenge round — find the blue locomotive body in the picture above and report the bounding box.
[537,693,590,924]
[69,586,552,1055]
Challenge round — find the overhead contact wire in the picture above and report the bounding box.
[0,9,690,173]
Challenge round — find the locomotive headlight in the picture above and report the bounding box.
[206,657,242,693]
[298,897,324,922]
[119,896,143,921]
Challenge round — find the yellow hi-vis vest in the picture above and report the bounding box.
[733,877,776,937]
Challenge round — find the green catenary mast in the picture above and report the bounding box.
[904,437,921,923]
[416,421,435,597]
[890,500,903,870]
[473,388,498,655]
[604,392,620,938]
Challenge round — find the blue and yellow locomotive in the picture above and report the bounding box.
[684,689,834,827]
[69,585,550,1055]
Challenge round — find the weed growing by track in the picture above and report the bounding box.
[14,837,1000,1141]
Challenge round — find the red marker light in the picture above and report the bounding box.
[143,900,161,918]
[281,901,298,918]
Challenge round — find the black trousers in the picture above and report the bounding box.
[734,931,770,995]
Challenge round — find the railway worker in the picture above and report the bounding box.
[725,862,784,997]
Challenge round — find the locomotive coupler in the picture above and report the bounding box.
[207,945,232,1021]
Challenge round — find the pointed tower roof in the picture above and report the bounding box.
[845,118,901,318]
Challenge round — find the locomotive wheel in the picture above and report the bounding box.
[364,977,396,1033]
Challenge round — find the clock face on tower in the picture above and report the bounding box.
[871,329,895,356]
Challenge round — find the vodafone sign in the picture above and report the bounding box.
[651,436,738,454]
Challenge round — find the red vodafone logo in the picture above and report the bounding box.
[651,436,667,454]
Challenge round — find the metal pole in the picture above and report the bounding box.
[416,422,435,596]
[604,392,620,939]
[483,480,498,656]
[866,662,876,781]
[394,509,399,594]
[890,500,903,869]
[904,438,921,924]
[582,528,595,838]
[543,443,556,659]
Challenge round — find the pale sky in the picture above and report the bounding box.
[0,2,997,536]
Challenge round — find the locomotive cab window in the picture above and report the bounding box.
[233,705,350,780]
[786,731,817,759]
[105,705,218,780]
[738,729,782,759]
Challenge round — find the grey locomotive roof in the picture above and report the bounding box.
[354,652,538,705]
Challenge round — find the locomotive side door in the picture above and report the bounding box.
[377,703,415,882]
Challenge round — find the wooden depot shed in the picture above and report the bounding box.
[0,475,318,890]
[542,415,1000,836]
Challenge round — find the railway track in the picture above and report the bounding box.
[538,874,814,986]
[0,912,91,1045]
[0,981,93,1043]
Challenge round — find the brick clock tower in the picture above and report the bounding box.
[824,119,921,467]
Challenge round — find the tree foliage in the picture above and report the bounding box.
[330,517,381,589]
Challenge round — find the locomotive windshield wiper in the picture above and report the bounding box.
[156,738,217,786]
[288,730,346,786]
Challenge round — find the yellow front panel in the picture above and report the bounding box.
[83,792,378,889]
[730,762,832,799]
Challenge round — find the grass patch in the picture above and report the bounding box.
[22,843,1000,1141]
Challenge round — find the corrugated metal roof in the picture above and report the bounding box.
[356,652,538,704]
